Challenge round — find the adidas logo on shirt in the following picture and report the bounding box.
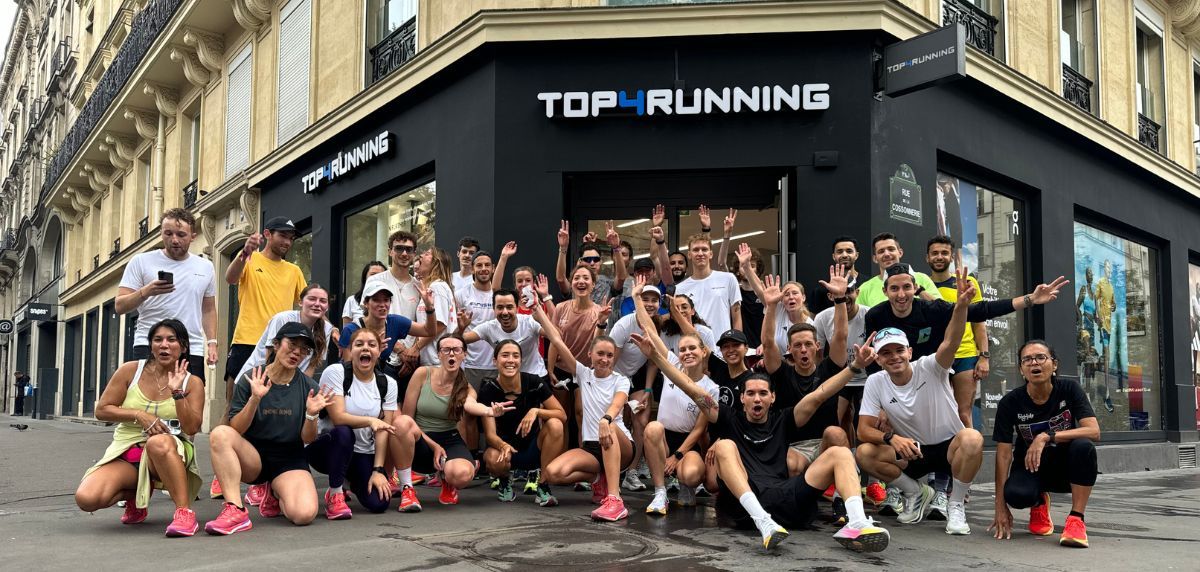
[889,397,898,404]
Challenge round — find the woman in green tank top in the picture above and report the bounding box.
[75,320,206,537]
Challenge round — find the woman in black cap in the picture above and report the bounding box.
[204,322,335,535]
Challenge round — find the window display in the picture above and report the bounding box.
[1073,222,1160,432]
[343,181,436,295]
[1190,263,1200,430]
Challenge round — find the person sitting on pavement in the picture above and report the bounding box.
[75,319,206,537]
[205,322,333,535]
[388,334,513,510]
[855,268,985,536]
[306,328,400,519]
[989,340,1100,548]
[480,339,568,506]
[629,299,890,553]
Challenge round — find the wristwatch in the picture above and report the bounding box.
[849,364,864,375]
[833,297,848,305]
[304,413,319,422]
[978,350,990,358]
[601,414,614,424]
[373,466,387,475]
[672,451,684,460]
[882,431,894,445]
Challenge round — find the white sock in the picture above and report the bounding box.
[328,486,343,494]
[654,486,667,498]
[950,478,971,505]
[844,496,869,528]
[889,473,920,497]
[398,468,413,488]
[738,491,772,522]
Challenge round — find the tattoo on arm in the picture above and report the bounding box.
[695,394,717,411]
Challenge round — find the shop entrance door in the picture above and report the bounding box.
[566,168,790,281]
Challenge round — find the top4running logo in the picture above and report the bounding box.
[538,83,831,118]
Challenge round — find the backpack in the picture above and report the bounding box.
[318,361,389,420]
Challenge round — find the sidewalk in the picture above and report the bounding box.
[2,414,1198,571]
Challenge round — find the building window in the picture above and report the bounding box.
[277,0,312,144]
[368,0,417,84]
[1189,262,1200,431]
[284,225,314,282]
[937,173,1026,436]
[224,44,253,179]
[1135,3,1165,153]
[943,0,1004,60]
[343,180,435,295]
[188,110,200,184]
[1060,0,1097,114]
[1073,221,1161,433]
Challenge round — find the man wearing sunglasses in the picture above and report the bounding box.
[364,231,424,369]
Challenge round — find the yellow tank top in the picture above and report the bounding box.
[111,360,185,442]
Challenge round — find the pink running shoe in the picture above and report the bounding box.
[245,483,267,507]
[592,472,608,505]
[258,483,281,518]
[438,480,459,505]
[324,490,353,520]
[204,502,252,535]
[120,502,147,525]
[591,495,629,522]
[165,507,198,537]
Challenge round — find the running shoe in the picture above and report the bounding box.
[677,485,697,507]
[524,470,540,495]
[204,502,252,535]
[945,501,970,535]
[412,472,427,486]
[245,483,267,507]
[574,481,592,492]
[1029,492,1054,536]
[165,507,198,537]
[535,484,558,507]
[490,477,501,490]
[397,485,422,513]
[259,483,281,518]
[591,495,629,521]
[878,486,903,516]
[209,478,224,500]
[390,471,402,495]
[439,481,459,505]
[497,481,516,502]
[754,516,789,551]
[897,484,934,524]
[512,469,528,483]
[667,476,680,493]
[1059,515,1089,548]
[121,502,148,525]
[865,482,887,506]
[621,470,647,491]
[637,460,651,479]
[833,519,891,552]
[832,496,847,524]
[324,490,353,520]
[592,473,608,504]
[645,492,668,516]
[823,484,837,501]
[695,484,711,498]
[425,474,442,488]
[928,489,949,521]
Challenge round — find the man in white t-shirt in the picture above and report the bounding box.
[812,276,867,426]
[364,230,422,369]
[462,289,547,377]
[855,269,983,536]
[452,236,480,293]
[456,246,517,387]
[674,232,741,336]
[115,208,217,378]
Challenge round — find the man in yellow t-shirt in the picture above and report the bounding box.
[926,236,986,431]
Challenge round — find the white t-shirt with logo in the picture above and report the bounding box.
[236,310,338,381]
[414,280,458,366]
[675,271,742,336]
[656,352,719,434]
[859,355,964,444]
[576,361,633,442]
[318,366,399,454]
[812,305,867,387]
[608,313,649,378]
[471,314,546,376]
[119,250,217,354]
[456,283,495,370]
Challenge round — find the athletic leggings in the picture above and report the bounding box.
[306,426,390,513]
[1004,438,1097,509]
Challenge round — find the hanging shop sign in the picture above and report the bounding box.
[537,83,830,118]
[301,131,393,194]
[883,24,966,98]
[25,303,55,322]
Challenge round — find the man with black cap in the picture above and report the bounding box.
[217,216,307,499]
[709,329,755,408]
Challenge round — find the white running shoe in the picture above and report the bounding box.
[927,489,949,521]
[897,484,934,524]
[945,501,971,535]
[645,492,668,516]
[754,516,789,551]
[878,486,903,516]
[621,471,647,491]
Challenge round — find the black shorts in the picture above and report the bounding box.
[498,425,542,470]
[718,476,822,529]
[900,437,955,478]
[665,429,689,454]
[225,344,256,381]
[413,430,473,474]
[131,346,206,379]
[582,440,634,472]
[249,442,309,485]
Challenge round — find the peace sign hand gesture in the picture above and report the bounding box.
[557,221,570,248]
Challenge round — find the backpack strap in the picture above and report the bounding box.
[375,372,388,419]
[342,361,355,396]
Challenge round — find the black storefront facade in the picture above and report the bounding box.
[255,30,1200,450]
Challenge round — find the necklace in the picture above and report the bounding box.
[142,365,171,395]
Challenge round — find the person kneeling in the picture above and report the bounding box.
[205,323,332,535]
[989,340,1099,548]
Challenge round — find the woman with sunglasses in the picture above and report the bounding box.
[204,323,334,535]
[480,339,568,506]
[75,319,206,537]
[989,340,1099,548]
[386,334,513,510]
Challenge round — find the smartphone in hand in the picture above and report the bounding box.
[158,270,174,284]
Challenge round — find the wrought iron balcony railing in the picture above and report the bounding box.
[942,0,998,57]
[138,216,149,238]
[1061,64,1092,114]
[182,179,199,208]
[369,17,417,84]
[1137,113,1161,153]
[110,237,121,258]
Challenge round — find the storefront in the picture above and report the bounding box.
[254,30,1199,443]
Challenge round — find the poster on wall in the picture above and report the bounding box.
[1190,263,1200,431]
[934,173,978,271]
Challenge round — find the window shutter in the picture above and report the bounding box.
[277,0,312,144]
[224,44,252,180]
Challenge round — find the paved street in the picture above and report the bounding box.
[2,413,1198,571]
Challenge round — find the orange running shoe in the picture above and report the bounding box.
[1059,515,1088,548]
[1029,492,1054,536]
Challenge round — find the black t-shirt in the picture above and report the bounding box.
[769,357,841,442]
[863,298,1015,361]
[714,403,790,490]
[739,286,765,348]
[229,369,320,451]
[992,378,1095,456]
[708,354,754,409]
[478,373,553,449]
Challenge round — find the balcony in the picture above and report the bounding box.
[1061,64,1092,114]
[16,83,27,103]
[1138,113,1161,153]
[110,238,121,258]
[182,179,198,208]
[43,0,184,197]
[47,37,75,94]
[1,229,16,250]
[369,17,417,84]
[138,216,149,238]
[942,0,998,57]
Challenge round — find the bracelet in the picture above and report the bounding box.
[701,226,711,233]
[641,387,653,393]
[1023,294,1033,307]
[304,413,319,422]
[172,390,186,400]
[849,365,864,375]
[206,339,218,346]
[601,414,613,424]
[425,308,436,314]
[373,466,387,475]
[655,239,665,245]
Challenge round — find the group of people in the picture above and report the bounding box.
[73,205,1101,553]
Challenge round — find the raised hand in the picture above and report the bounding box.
[248,366,271,399]
[582,230,599,244]
[241,230,263,260]
[631,274,647,297]
[416,282,435,310]
[167,359,190,392]
[698,204,711,229]
[605,220,621,249]
[535,273,551,298]
[649,225,665,244]
[457,307,473,327]
[596,295,613,326]
[723,208,738,235]
[818,264,849,299]
[557,221,570,248]
[501,241,518,258]
[630,333,657,358]
[306,386,337,416]
[651,204,666,228]
[761,275,784,306]
[955,267,976,307]
[1030,276,1070,305]
[736,243,753,268]
[852,334,877,369]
